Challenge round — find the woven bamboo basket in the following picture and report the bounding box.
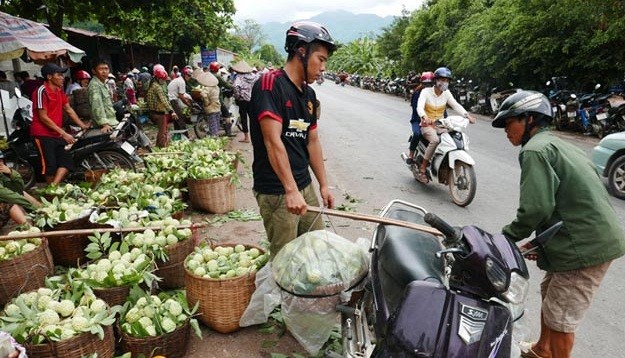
[25,324,115,358]
[118,320,190,358]
[155,237,196,289]
[187,175,235,214]
[0,238,54,307]
[45,214,113,267]
[184,243,262,333]
[93,285,131,308]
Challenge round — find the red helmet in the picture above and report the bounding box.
[153,66,168,80]
[75,70,91,81]
[209,62,220,73]
[420,71,435,83]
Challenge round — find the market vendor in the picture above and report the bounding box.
[0,155,41,227]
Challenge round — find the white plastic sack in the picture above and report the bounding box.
[272,230,368,296]
[239,263,281,326]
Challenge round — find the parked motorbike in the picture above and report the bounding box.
[604,94,625,135]
[336,199,561,358]
[401,116,477,207]
[191,99,238,139]
[1,89,135,188]
[110,99,152,153]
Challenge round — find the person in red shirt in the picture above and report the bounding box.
[30,63,90,185]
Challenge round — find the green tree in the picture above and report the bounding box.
[377,8,412,74]
[253,44,283,67]
[235,19,266,52]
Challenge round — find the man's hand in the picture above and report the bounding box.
[520,242,539,261]
[61,131,75,144]
[467,114,477,124]
[101,124,113,133]
[0,162,11,175]
[320,186,335,209]
[285,190,308,215]
[420,116,432,126]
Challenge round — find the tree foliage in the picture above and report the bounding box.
[324,0,625,90]
[234,19,266,52]
[253,44,283,67]
[0,0,235,63]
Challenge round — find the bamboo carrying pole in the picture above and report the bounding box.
[307,206,443,237]
[0,223,207,242]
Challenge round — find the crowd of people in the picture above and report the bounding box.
[0,19,623,358]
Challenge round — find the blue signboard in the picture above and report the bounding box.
[200,47,218,66]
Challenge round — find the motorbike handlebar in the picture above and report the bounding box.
[424,212,461,245]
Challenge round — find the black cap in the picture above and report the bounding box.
[41,63,68,78]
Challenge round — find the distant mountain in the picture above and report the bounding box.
[260,10,395,58]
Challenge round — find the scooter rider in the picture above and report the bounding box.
[405,71,434,165]
[416,67,475,183]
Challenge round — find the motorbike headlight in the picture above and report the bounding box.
[502,272,529,305]
[485,257,507,292]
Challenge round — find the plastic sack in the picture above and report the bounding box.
[272,230,368,296]
[239,262,282,327]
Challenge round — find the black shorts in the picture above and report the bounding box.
[34,136,74,175]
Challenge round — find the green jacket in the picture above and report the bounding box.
[88,78,118,127]
[0,171,35,211]
[503,130,625,272]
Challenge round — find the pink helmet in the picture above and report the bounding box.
[420,71,435,83]
[75,70,91,81]
[181,67,193,77]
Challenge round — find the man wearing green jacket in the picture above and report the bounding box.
[492,90,625,358]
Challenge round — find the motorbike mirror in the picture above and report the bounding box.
[521,221,562,255]
[546,80,551,86]
[14,87,21,98]
[595,83,601,90]
[468,80,472,83]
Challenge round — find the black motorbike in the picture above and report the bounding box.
[2,91,135,188]
[335,199,560,358]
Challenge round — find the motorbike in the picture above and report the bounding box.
[110,99,153,153]
[401,116,477,207]
[336,199,561,358]
[1,89,136,188]
[191,98,238,139]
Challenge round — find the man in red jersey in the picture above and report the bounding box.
[30,63,90,184]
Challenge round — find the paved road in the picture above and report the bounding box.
[314,82,625,358]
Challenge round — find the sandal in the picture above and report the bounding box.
[416,170,429,184]
[519,342,546,358]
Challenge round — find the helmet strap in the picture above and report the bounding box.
[299,44,310,86]
[521,114,534,146]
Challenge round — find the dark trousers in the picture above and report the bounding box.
[237,100,250,133]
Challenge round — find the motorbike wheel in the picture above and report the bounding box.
[6,158,35,189]
[607,156,625,200]
[77,150,135,179]
[448,161,477,207]
[194,115,210,139]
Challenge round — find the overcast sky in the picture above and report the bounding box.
[233,0,422,24]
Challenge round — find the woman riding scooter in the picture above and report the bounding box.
[416,67,476,183]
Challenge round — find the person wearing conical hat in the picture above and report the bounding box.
[196,72,221,136]
[231,60,259,143]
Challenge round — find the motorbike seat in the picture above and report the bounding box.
[376,206,445,312]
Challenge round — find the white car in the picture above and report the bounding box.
[592,131,625,199]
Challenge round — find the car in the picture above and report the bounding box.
[592,131,625,199]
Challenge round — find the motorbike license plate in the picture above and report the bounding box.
[567,111,577,118]
[597,112,608,120]
[478,99,485,104]
[121,141,135,155]
[552,107,557,114]
[460,96,466,101]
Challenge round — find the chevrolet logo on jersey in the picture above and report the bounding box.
[288,119,310,132]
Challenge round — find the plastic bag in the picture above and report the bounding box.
[239,262,281,327]
[272,230,368,296]
[240,231,369,356]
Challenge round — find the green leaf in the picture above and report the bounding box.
[262,340,279,349]
[190,318,202,339]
